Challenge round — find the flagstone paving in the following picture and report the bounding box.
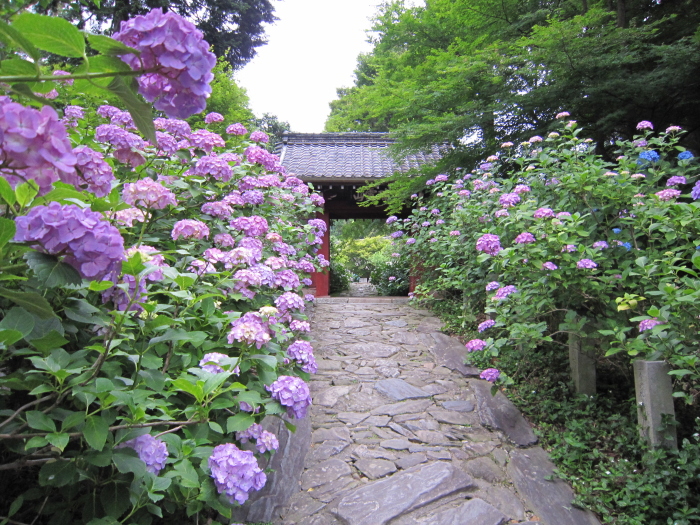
[271,297,602,525]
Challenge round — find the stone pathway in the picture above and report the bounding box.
[333,282,378,297]
[276,298,602,525]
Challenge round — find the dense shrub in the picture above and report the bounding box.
[329,260,351,294]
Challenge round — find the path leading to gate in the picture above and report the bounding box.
[278,297,601,525]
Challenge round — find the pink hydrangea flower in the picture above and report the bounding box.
[226,123,248,135]
[577,259,597,269]
[542,262,558,270]
[514,232,536,244]
[639,318,662,332]
[480,368,500,383]
[172,219,209,240]
[204,112,224,124]
[533,207,554,218]
[476,234,502,255]
[123,179,177,209]
[655,189,681,202]
[466,339,487,352]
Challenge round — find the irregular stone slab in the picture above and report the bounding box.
[337,411,369,425]
[302,458,352,490]
[395,453,427,469]
[312,426,352,443]
[355,366,376,375]
[464,456,506,483]
[333,461,474,525]
[471,480,526,521]
[352,445,398,461]
[415,430,451,445]
[394,497,508,525]
[375,378,433,401]
[389,422,418,440]
[377,366,401,378]
[421,383,447,395]
[380,438,411,450]
[429,332,480,376]
[315,386,350,407]
[472,380,537,446]
[442,400,475,412]
[317,360,343,370]
[346,342,400,358]
[307,440,351,464]
[402,419,441,432]
[354,458,397,480]
[508,447,602,525]
[345,318,371,328]
[281,491,326,525]
[384,319,408,327]
[390,331,423,345]
[428,408,474,426]
[364,415,391,427]
[371,399,433,416]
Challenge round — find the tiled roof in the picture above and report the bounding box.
[274,132,445,181]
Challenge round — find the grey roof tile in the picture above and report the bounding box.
[274,132,445,181]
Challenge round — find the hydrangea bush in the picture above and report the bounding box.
[0,10,321,524]
[388,118,700,403]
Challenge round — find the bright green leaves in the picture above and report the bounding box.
[86,33,139,57]
[13,13,86,58]
[83,416,110,451]
[106,76,157,145]
[25,252,82,288]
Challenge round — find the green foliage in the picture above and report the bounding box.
[370,257,410,296]
[333,235,391,279]
[329,260,351,294]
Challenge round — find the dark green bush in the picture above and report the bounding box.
[329,260,351,294]
[370,260,410,296]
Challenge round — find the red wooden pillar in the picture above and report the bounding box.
[311,211,330,297]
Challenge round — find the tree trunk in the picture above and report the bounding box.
[582,0,588,14]
[617,0,626,27]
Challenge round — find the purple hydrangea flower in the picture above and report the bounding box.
[480,368,500,383]
[542,261,558,271]
[230,216,269,237]
[655,189,681,201]
[466,339,487,352]
[592,241,609,250]
[123,179,177,209]
[199,352,238,374]
[214,233,236,247]
[636,120,653,130]
[172,219,209,240]
[286,340,317,373]
[290,320,310,332]
[666,176,686,186]
[242,190,264,205]
[494,209,509,218]
[116,434,168,474]
[275,292,306,314]
[244,145,279,170]
[493,285,517,300]
[250,131,270,143]
[514,232,536,244]
[435,174,449,182]
[275,269,301,290]
[499,193,520,208]
[476,234,502,255]
[0,97,77,195]
[62,145,115,197]
[62,105,84,127]
[189,130,225,152]
[192,154,234,182]
[226,123,248,135]
[201,201,233,218]
[15,203,124,280]
[406,238,416,245]
[533,207,554,219]
[154,118,191,138]
[205,112,224,124]
[639,318,662,332]
[577,258,598,269]
[478,320,495,332]
[266,376,312,419]
[390,231,404,239]
[112,208,146,227]
[228,312,272,348]
[208,443,266,504]
[113,9,216,118]
[513,185,530,194]
[692,181,700,200]
[236,423,279,453]
[562,244,577,253]
[486,281,500,291]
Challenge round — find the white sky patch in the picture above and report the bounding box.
[235,0,384,133]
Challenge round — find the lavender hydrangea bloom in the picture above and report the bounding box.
[113,9,216,118]
[466,339,487,352]
[286,340,317,373]
[61,145,115,197]
[390,231,404,239]
[692,181,700,200]
[123,179,177,209]
[513,185,531,194]
[154,118,191,138]
[386,216,398,225]
[639,318,662,332]
[476,234,502,255]
[636,120,653,130]
[245,145,279,170]
[126,245,168,281]
[201,201,233,218]
[242,190,264,205]
[486,281,500,291]
[230,216,269,237]
[480,368,500,383]
[499,193,520,208]
[172,219,209,240]
[116,434,168,474]
[199,352,230,373]
[655,189,681,201]
[15,203,124,280]
[250,131,270,143]
[477,320,495,333]
[275,270,301,290]
[406,238,416,245]
[192,155,233,182]
[493,285,517,300]
[0,97,77,195]
[205,112,224,124]
[228,312,272,348]
[592,241,609,250]
[227,123,248,135]
[275,292,306,314]
[112,208,146,227]
[255,430,279,453]
[62,105,84,127]
[666,176,686,186]
[95,124,146,152]
[562,244,577,253]
[514,232,536,244]
[214,233,236,247]
[266,376,312,419]
[189,130,225,152]
[542,262,558,271]
[577,259,598,269]
[533,207,554,218]
[208,443,267,504]
[290,320,311,332]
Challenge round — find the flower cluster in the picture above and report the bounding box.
[477,320,495,332]
[266,375,312,419]
[286,340,317,373]
[114,9,216,118]
[117,434,168,474]
[236,423,279,453]
[15,203,124,280]
[208,444,266,504]
[228,312,272,348]
[476,234,502,255]
[123,178,177,209]
[480,368,500,383]
[172,219,209,240]
[466,339,487,352]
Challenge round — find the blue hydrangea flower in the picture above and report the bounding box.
[678,151,694,161]
[637,150,660,164]
[622,242,632,251]
[612,228,622,234]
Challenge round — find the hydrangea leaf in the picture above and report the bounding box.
[226,413,254,433]
[0,177,16,206]
[0,307,35,337]
[38,458,76,487]
[0,57,37,77]
[13,13,85,58]
[86,33,140,57]
[24,252,82,288]
[0,288,57,318]
[107,76,157,145]
[46,432,70,452]
[83,415,109,451]
[0,218,16,249]
[0,20,41,61]
[28,330,70,352]
[26,410,56,432]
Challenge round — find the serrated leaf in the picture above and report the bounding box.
[15,181,38,207]
[107,76,156,145]
[171,378,204,401]
[0,20,41,61]
[0,176,16,206]
[0,328,23,345]
[33,186,86,206]
[38,458,76,486]
[87,33,139,56]
[122,251,145,276]
[112,449,147,476]
[0,218,16,249]
[226,413,254,433]
[13,13,85,58]
[0,288,56,318]
[26,410,56,432]
[24,252,81,288]
[83,416,109,451]
[46,432,70,452]
[0,57,37,77]
[0,307,34,337]
[61,411,85,431]
[29,330,69,352]
[25,436,48,450]
[89,280,114,292]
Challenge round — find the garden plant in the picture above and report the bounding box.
[385,115,700,523]
[0,9,324,525]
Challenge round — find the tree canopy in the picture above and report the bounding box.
[326,0,700,210]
